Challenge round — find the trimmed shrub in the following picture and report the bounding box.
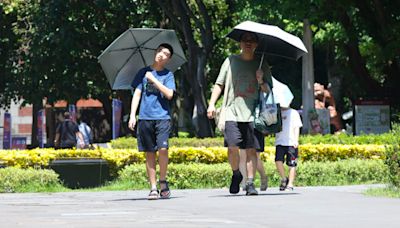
[116,159,387,190]
[0,159,388,192]
[0,167,65,193]
[0,145,388,178]
[385,143,400,188]
[111,128,400,149]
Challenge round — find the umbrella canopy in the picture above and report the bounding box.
[227,21,308,60]
[266,76,294,108]
[98,28,187,90]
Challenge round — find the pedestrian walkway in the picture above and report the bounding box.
[0,185,399,227]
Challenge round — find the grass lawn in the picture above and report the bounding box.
[364,186,400,198]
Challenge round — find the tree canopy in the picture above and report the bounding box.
[1,0,399,139]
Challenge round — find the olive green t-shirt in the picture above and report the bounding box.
[216,54,271,122]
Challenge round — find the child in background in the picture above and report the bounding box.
[275,107,302,191]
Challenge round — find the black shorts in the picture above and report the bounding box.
[254,129,264,152]
[275,145,298,167]
[224,121,262,150]
[137,120,171,152]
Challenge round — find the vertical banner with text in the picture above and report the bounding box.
[37,109,46,148]
[112,99,123,139]
[68,104,77,123]
[3,112,11,149]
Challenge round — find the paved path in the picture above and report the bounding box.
[0,185,399,227]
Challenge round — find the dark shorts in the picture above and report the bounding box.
[137,120,171,152]
[275,145,298,167]
[254,129,264,152]
[224,121,262,150]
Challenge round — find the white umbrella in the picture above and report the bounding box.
[98,28,187,90]
[266,76,294,108]
[227,21,308,60]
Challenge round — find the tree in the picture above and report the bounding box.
[156,0,233,137]
[0,1,25,109]
[263,0,400,107]
[2,0,161,144]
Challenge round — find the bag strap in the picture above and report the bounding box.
[221,57,232,108]
[265,82,276,104]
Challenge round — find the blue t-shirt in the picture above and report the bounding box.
[131,66,176,120]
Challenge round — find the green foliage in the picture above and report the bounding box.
[2,0,400,134]
[364,186,400,198]
[297,159,388,186]
[0,167,66,193]
[111,130,400,149]
[0,159,388,192]
[111,136,225,148]
[1,0,159,107]
[114,159,386,190]
[385,143,400,188]
[178,131,191,138]
[299,131,400,145]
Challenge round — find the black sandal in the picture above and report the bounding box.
[279,177,289,191]
[159,180,171,199]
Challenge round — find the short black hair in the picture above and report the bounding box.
[64,112,70,119]
[239,32,259,42]
[158,43,174,57]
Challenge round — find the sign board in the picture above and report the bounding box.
[68,104,77,123]
[354,100,390,135]
[37,109,46,148]
[12,137,27,149]
[316,108,330,135]
[3,112,11,149]
[112,99,123,139]
[308,109,330,135]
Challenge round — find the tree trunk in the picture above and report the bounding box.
[302,19,315,134]
[189,48,214,138]
[46,107,56,147]
[156,0,214,138]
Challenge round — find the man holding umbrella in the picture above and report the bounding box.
[99,28,187,200]
[207,32,271,195]
[128,43,175,200]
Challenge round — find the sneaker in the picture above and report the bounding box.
[279,177,289,191]
[229,172,243,194]
[285,186,294,191]
[260,176,268,191]
[245,182,258,195]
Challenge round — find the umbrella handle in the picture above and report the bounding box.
[258,53,264,69]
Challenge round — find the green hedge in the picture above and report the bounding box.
[385,143,400,188]
[0,167,66,193]
[111,127,400,149]
[0,145,387,179]
[0,159,388,192]
[115,159,388,190]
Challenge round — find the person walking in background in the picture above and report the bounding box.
[239,131,269,191]
[54,112,84,149]
[77,116,93,149]
[275,106,303,191]
[128,43,175,200]
[207,32,271,195]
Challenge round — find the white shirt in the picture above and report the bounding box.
[275,108,303,146]
[77,122,91,146]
